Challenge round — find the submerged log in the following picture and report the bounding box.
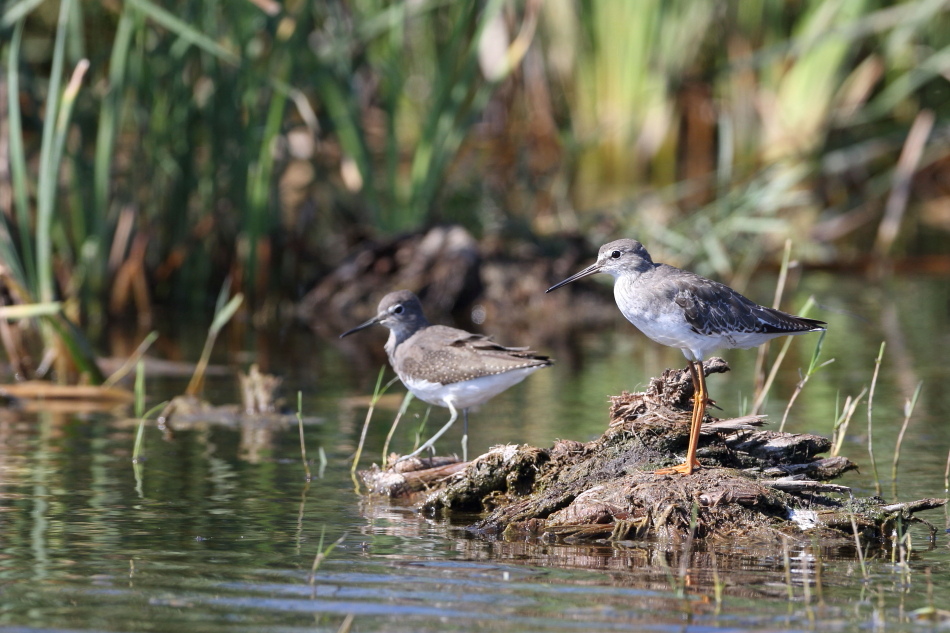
[359,359,946,543]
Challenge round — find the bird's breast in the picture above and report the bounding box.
[614,276,707,357]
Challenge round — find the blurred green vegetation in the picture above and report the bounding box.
[2,0,950,377]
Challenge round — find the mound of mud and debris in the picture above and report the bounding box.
[360,358,946,544]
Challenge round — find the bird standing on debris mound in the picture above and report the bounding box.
[340,290,553,462]
[546,239,826,475]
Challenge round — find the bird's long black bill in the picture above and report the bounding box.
[339,315,381,339]
[545,263,602,293]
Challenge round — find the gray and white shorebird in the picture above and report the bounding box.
[340,290,553,462]
[546,239,826,475]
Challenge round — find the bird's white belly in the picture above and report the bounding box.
[615,283,715,361]
[401,366,544,410]
[616,296,788,361]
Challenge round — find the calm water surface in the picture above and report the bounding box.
[1,272,949,632]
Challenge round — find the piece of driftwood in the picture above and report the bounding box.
[359,359,946,543]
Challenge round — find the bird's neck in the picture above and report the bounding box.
[385,324,422,360]
[617,263,653,286]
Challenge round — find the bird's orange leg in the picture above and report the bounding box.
[655,360,706,475]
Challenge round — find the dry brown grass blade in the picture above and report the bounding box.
[0,380,134,402]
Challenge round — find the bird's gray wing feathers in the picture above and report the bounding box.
[670,274,824,336]
[399,326,551,385]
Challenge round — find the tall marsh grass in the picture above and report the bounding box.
[1,0,948,376]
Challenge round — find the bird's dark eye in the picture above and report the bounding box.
[611,250,622,259]
[392,304,404,314]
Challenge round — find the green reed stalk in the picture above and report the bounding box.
[678,503,699,606]
[811,535,825,607]
[3,20,31,289]
[308,527,347,585]
[126,0,239,64]
[891,381,923,495]
[779,331,833,432]
[800,545,814,626]
[132,359,146,496]
[93,5,136,238]
[752,239,792,406]
[406,0,504,226]
[317,446,327,479]
[297,391,312,481]
[245,20,295,299]
[41,312,106,382]
[35,0,75,304]
[335,614,354,633]
[752,296,817,415]
[103,331,159,388]
[866,342,885,496]
[0,303,61,320]
[781,535,794,602]
[186,284,243,396]
[710,552,723,612]
[382,392,415,468]
[831,387,866,457]
[413,406,432,453]
[350,367,399,479]
[848,510,869,581]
